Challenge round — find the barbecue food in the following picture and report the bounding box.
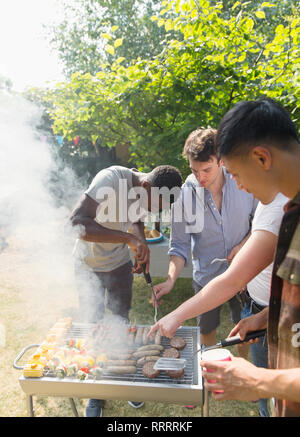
[23,363,44,378]
[135,327,144,345]
[138,344,164,352]
[66,363,78,377]
[170,337,186,350]
[132,349,160,359]
[142,361,160,379]
[137,356,159,366]
[56,365,67,378]
[107,360,136,366]
[165,368,184,378]
[77,369,88,380]
[143,327,150,345]
[91,367,103,379]
[106,366,137,374]
[162,348,180,358]
[151,229,160,238]
[155,331,162,345]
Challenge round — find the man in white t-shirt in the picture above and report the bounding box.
[149,192,288,415]
[70,164,182,416]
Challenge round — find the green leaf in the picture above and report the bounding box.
[114,38,123,48]
[232,1,240,10]
[105,44,115,55]
[101,33,112,40]
[255,11,266,19]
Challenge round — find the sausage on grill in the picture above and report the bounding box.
[106,366,137,374]
[138,344,164,352]
[132,349,160,359]
[137,356,159,366]
[106,360,136,366]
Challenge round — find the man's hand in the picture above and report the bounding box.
[127,234,150,272]
[228,309,268,341]
[148,311,182,339]
[200,356,264,401]
[152,278,174,304]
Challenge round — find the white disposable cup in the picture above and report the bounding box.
[201,348,232,394]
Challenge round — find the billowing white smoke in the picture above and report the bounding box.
[0,91,83,327]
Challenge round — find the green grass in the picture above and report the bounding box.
[0,268,259,417]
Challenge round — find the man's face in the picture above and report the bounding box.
[222,147,279,204]
[189,156,222,189]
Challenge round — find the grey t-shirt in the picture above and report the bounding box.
[73,166,140,272]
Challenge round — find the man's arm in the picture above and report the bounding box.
[130,221,150,273]
[152,255,186,303]
[201,357,300,404]
[70,194,148,265]
[149,229,277,338]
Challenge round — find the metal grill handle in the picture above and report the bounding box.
[13,344,40,370]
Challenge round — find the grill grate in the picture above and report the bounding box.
[41,323,199,387]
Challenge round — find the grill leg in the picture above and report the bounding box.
[203,388,209,417]
[69,398,79,417]
[26,395,34,417]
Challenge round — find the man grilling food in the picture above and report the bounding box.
[69,164,182,417]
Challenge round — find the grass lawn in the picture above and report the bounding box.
[0,237,259,417]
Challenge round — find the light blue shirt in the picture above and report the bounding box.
[169,169,258,287]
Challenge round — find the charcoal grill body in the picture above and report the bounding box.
[15,324,209,416]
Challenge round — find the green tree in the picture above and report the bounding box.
[47,0,300,175]
[47,0,170,77]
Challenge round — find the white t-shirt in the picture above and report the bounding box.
[73,166,141,272]
[247,192,289,306]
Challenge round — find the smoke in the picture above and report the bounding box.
[0,91,84,328]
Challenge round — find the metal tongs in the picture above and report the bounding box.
[154,329,266,370]
[142,264,158,323]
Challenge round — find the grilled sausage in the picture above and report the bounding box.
[106,360,136,366]
[132,349,160,359]
[137,356,159,366]
[155,331,162,345]
[135,327,144,346]
[107,353,132,360]
[128,331,136,346]
[138,344,164,352]
[143,327,150,345]
[106,366,137,374]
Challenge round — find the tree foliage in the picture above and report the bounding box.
[47,0,169,77]
[46,0,300,175]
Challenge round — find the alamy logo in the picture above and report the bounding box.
[291,323,300,348]
[94,180,205,233]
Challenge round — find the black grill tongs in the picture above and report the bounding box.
[200,329,267,353]
[142,264,159,323]
[154,329,266,371]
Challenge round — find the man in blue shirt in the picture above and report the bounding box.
[153,128,257,351]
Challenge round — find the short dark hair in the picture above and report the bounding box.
[182,128,217,162]
[148,165,182,193]
[216,98,299,158]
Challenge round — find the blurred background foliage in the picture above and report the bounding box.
[23,0,299,180]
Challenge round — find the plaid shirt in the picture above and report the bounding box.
[268,190,300,417]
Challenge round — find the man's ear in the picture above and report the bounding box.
[251,146,272,170]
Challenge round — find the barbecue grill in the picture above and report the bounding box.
[14,323,209,417]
